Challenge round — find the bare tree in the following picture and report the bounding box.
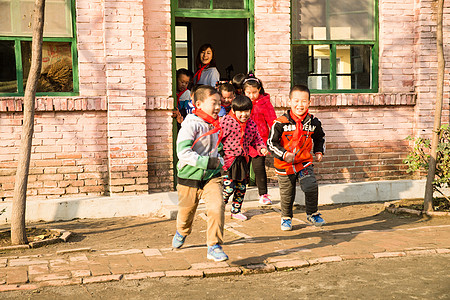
[11,0,45,245]
[424,0,445,212]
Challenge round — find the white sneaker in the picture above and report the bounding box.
[259,194,272,205]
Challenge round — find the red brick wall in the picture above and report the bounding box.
[1,0,450,201]
[0,107,108,200]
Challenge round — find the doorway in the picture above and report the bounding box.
[175,18,249,81]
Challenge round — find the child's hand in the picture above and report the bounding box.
[315,152,323,162]
[260,148,269,156]
[284,152,295,163]
[172,109,183,123]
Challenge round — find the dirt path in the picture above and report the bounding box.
[1,255,449,299]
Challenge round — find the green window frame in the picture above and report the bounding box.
[0,0,78,97]
[291,0,379,93]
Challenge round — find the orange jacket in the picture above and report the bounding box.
[267,111,325,175]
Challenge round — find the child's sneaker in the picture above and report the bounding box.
[281,217,292,231]
[172,231,186,249]
[307,213,326,227]
[259,194,272,205]
[231,212,248,221]
[207,244,229,262]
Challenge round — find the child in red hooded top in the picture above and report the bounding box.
[243,74,277,205]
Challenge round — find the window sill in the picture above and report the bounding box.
[272,93,416,108]
[0,96,106,112]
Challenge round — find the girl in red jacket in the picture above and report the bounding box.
[243,74,277,205]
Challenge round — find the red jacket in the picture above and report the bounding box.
[267,111,325,175]
[249,93,277,157]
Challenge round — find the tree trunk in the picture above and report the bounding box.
[424,0,444,212]
[11,0,46,245]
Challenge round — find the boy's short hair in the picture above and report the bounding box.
[176,68,193,79]
[232,95,253,112]
[232,73,246,90]
[290,84,310,99]
[193,85,220,103]
[218,83,235,94]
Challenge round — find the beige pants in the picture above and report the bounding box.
[176,177,225,246]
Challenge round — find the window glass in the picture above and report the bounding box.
[214,0,244,9]
[292,44,330,90]
[176,58,188,70]
[22,41,73,92]
[0,41,17,93]
[1,0,72,37]
[20,0,72,37]
[178,0,210,9]
[330,0,374,40]
[336,45,372,90]
[0,1,12,34]
[175,26,187,41]
[176,42,188,57]
[292,0,373,40]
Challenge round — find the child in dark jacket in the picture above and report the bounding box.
[243,74,277,205]
[267,85,326,231]
[220,95,268,220]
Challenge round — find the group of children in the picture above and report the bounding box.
[173,68,326,262]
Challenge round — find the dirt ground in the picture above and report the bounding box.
[1,255,449,299]
[0,202,449,256]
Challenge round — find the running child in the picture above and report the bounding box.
[267,84,326,231]
[220,95,268,220]
[243,74,277,205]
[172,85,228,261]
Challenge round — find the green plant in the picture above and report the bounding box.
[404,124,450,202]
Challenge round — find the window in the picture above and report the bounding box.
[291,0,378,93]
[175,23,192,70]
[0,0,77,95]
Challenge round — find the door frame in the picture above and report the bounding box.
[170,1,255,186]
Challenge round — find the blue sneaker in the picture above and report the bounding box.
[207,244,228,262]
[172,231,186,249]
[281,218,292,231]
[307,213,326,227]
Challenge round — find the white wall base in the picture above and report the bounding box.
[0,179,442,224]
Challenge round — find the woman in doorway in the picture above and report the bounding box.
[193,44,220,87]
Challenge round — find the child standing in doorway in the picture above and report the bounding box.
[193,44,220,87]
[172,85,228,262]
[243,74,277,205]
[220,95,268,220]
[218,83,235,117]
[267,85,326,231]
[173,69,194,127]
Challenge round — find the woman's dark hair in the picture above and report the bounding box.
[193,85,219,103]
[232,95,253,112]
[290,84,310,99]
[195,43,216,68]
[218,83,235,95]
[232,73,246,91]
[176,68,193,80]
[242,72,265,95]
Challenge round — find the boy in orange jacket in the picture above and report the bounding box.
[267,85,326,231]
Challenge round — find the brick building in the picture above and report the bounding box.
[0,0,449,202]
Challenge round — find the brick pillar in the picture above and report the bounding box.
[144,0,175,192]
[254,0,291,103]
[104,0,149,194]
